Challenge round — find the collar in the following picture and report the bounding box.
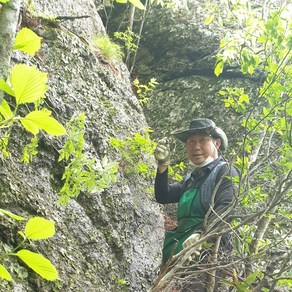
[191,156,223,176]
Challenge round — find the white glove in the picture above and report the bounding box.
[154,138,171,166]
[182,233,201,250]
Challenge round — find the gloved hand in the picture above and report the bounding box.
[182,233,201,255]
[154,138,171,166]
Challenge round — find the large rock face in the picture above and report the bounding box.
[0,0,164,291]
[100,1,260,159]
[129,3,260,161]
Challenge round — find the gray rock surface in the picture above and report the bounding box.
[0,0,164,291]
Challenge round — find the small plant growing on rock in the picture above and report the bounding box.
[93,35,124,61]
[57,113,119,206]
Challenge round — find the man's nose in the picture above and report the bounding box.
[192,141,201,149]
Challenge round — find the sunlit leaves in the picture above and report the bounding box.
[240,48,260,75]
[110,128,156,176]
[21,136,39,163]
[57,114,118,206]
[20,109,66,136]
[24,217,55,240]
[205,14,214,25]
[219,87,250,112]
[11,64,48,105]
[0,264,12,281]
[214,60,224,77]
[115,0,145,10]
[13,27,42,56]
[0,99,13,120]
[129,0,145,10]
[286,99,292,116]
[1,211,58,282]
[15,250,59,281]
[0,80,15,96]
[0,209,26,221]
[0,64,48,105]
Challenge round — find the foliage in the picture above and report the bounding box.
[93,35,124,61]
[115,0,145,10]
[0,209,58,281]
[13,27,41,56]
[133,77,158,105]
[114,27,139,54]
[214,1,292,291]
[0,28,66,158]
[110,128,185,181]
[110,128,156,178]
[116,278,129,292]
[168,161,185,181]
[57,113,119,206]
[151,1,292,291]
[103,0,184,71]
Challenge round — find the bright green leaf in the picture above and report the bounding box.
[13,27,42,56]
[286,100,292,116]
[20,115,39,134]
[16,249,59,281]
[205,14,214,25]
[129,0,145,10]
[0,208,26,221]
[0,264,12,281]
[214,61,224,77]
[11,64,48,105]
[0,79,15,97]
[239,94,250,103]
[0,0,9,3]
[115,0,127,3]
[24,217,55,240]
[20,109,66,136]
[0,99,13,120]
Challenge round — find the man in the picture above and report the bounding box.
[154,118,238,291]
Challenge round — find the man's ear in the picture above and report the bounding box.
[214,139,221,149]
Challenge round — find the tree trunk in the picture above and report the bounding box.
[0,0,22,101]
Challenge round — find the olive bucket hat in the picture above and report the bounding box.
[171,118,228,151]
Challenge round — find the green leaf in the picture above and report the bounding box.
[0,264,12,281]
[11,64,48,105]
[286,99,292,116]
[0,99,13,120]
[115,0,127,3]
[0,79,15,97]
[24,217,55,240]
[239,94,249,103]
[16,249,59,281]
[245,271,259,285]
[0,208,26,221]
[20,109,66,136]
[205,14,214,25]
[214,61,224,76]
[129,0,145,10]
[13,27,42,56]
[0,0,10,3]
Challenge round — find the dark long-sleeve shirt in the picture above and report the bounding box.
[155,157,238,231]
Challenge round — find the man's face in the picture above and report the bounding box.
[186,134,221,165]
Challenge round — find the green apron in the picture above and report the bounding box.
[162,189,205,265]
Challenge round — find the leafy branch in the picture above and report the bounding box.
[57,113,118,206]
[0,209,58,281]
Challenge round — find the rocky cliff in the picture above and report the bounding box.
[0,0,164,291]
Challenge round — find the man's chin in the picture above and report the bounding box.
[191,159,205,165]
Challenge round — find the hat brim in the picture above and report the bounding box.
[171,127,214,143]
[172,127,228,152]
